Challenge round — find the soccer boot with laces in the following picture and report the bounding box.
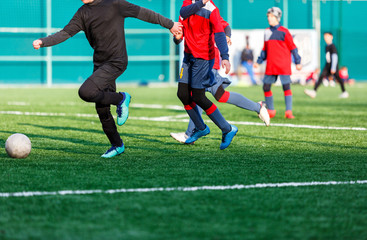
[339,91,349,99]
[220,125,238,150]
[170,132,194,145]
[116,92,131,126]
[285,110,295,119]
[267,109,276,118]
[304,89,317,99]
[185,125,210,144]
[258,101,270,126]
[101,144,125,158]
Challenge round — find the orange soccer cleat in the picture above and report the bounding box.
[267,109,276,118]
[285,110,295,119]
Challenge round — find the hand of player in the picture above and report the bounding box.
[175,32,183,40]
[330,70,336,75]
[33,39,43,50]
[253,63,259,69]
[222,59,231,74]
[170,22,183,36]
[202,0,210,4]
[296,64,302,71]
[226,36,232,46]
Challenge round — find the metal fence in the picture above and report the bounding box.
[0,0,366,85]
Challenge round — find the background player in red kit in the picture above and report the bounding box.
[254,7,302,119]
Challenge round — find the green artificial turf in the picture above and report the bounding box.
[0,84,366,239]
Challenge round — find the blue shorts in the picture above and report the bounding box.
[206,69,231,94]
[178,53,216,89]
[263,75,292,85]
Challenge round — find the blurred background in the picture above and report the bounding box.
[0,0,366,86]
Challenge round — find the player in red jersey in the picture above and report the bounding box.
[171,15,270,144]
[254,7,302,119]
[176,0,237,150]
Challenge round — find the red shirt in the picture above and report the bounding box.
[262,25,297,75]
[180,0,225,61]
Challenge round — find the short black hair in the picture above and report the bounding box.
[324,32,333,36]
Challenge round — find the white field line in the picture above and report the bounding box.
[7,101,184,110]
[1,180,366,198]
[7,102,30,106]
[1,110,366,131]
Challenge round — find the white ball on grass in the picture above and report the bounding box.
[5,133,32,159]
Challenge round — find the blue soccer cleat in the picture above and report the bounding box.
[117,92,131,126]
[185,125,210,144]
[101,144,125,158]
[220,125,238,150]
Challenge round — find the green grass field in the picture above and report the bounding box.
[0,83,366,239]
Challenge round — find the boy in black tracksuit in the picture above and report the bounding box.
[304,32,349,99]
[33,0,182,158]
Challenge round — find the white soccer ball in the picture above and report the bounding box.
[5,133,32,159]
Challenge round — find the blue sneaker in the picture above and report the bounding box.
[101,144,125,158]
[185,125,210,144]
[220,125,238,150]
[117,92,131,126]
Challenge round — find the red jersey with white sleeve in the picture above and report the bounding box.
[180,0,228,61]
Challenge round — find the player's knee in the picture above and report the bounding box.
[78,85,102,103]
[192,92,212,109]
[282,84,291,91]
[78,85,92,102]
[177,88,190,105]
[214,93,222,102]
[214,86,225,102]
[263,84,271,92]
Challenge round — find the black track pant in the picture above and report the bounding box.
[314,65,346,92]
[78,63,126,146]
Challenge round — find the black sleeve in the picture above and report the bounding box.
[62,10,83,37]
[137,7,174,29]
[40,30,72,47]
[39,9,83,47]
[119,0,174,29]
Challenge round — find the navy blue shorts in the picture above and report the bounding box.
[206,69,231,94]
[179,53,216,89]
[263,75,291,85]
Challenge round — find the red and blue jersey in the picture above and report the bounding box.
[257,24,301,75]
[177,15,229,70]
[180,0,229,61]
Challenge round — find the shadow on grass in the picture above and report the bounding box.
[0,128,181,155]
[18,123,103,135]
[0,129,102,154]
[18,123,181,147]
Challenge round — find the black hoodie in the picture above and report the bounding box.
[40,0,174,66]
